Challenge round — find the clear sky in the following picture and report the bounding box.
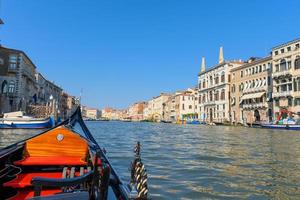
[1,0,299,109]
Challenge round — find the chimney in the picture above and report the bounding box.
[219,46,224,64]
[201,57,206,73]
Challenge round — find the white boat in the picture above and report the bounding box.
[0,111,55,129]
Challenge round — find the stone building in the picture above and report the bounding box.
[127,102,146,121]
[84,107,100,120]
[230,56,273,124]
[0,46,38,113]
[272,38,300,118]
[144,93,171,121]
[197,47,243,123]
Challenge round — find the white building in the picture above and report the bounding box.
[197,47,243,123]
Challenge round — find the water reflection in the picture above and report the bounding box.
[1,122,300,199]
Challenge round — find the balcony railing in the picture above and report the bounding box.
[272,69,292,78]
[242,102,268,109]
[272,91,292,98]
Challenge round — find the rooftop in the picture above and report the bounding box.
[272,38,300,50]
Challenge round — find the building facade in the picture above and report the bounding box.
[84,107,101,120]
[127,102,146,121]
[272,38,300,119]
[0,46,37,113]
[144,93,171,121]
[197,48,243,123]
[230,56,273,124]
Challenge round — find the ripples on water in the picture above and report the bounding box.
[1,122,300,199]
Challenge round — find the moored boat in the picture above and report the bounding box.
[0,107,148,200]
[261,124,300,130]
[0,111,55,129]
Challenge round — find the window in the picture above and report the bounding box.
[295,58,300,70]
[202,94,206,103]
[9,55,17,70]
[287,46,291,51]
[288,83,292,91]
[182,104,185,110]
[189,105,192,109]
[199,95,201,104]
[209,91,213,101]
[198,81,201,89]
[281,48,284,53]
[275,51,278,55]
[203,80,206,88]
[259,65,262,73]
[223,104,225,110]
[296,43,300,49]
[280,59,287,71]
[241,71,244,78]
[215,75,219,85]
[275,64,279,72]
[255,66,258,73]
[215,91,219,101]
[221,89,225,100]
[182,96,185,101]
[295,98,300,106]
[221,72,225,83]
[288,98,293,106]
[275,99,279,106]
[8,80,15,93]
[1,80,7,94]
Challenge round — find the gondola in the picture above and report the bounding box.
[0,107,148,200]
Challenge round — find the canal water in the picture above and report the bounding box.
[1,122,300,199]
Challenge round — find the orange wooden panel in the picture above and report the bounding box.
[24,126,88,160]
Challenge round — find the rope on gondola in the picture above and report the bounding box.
[130,142,148,199]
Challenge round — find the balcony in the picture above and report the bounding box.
[203,100,215,106]
[272,90,293,98]
[7,65,18,73]
[242,102,268,109]
[272,70,292,78]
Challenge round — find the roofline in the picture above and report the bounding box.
[0,46,37,69]
[230,56,272,72]
[272,38,300,50]
[198,62,228,76]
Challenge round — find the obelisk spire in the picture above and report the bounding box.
[219,46,224,64]
[201,57,206,73]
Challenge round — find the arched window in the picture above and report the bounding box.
[1,80,7,94]
[215,74,219,85]
[8,80,15,93]
[215,90,219,101]
[209,91,213,101]
[202,94,206,103]
[280,59,287,71]
[221,89,225,100]
[295,57,300,70]
[221,72,225,83]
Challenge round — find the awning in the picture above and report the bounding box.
[240,92,266,101]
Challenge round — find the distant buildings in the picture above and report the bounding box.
[82,107,101,120]
[127,102,146,121]
[144,93,171,122]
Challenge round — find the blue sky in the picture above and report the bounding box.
[1,0,299,109]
